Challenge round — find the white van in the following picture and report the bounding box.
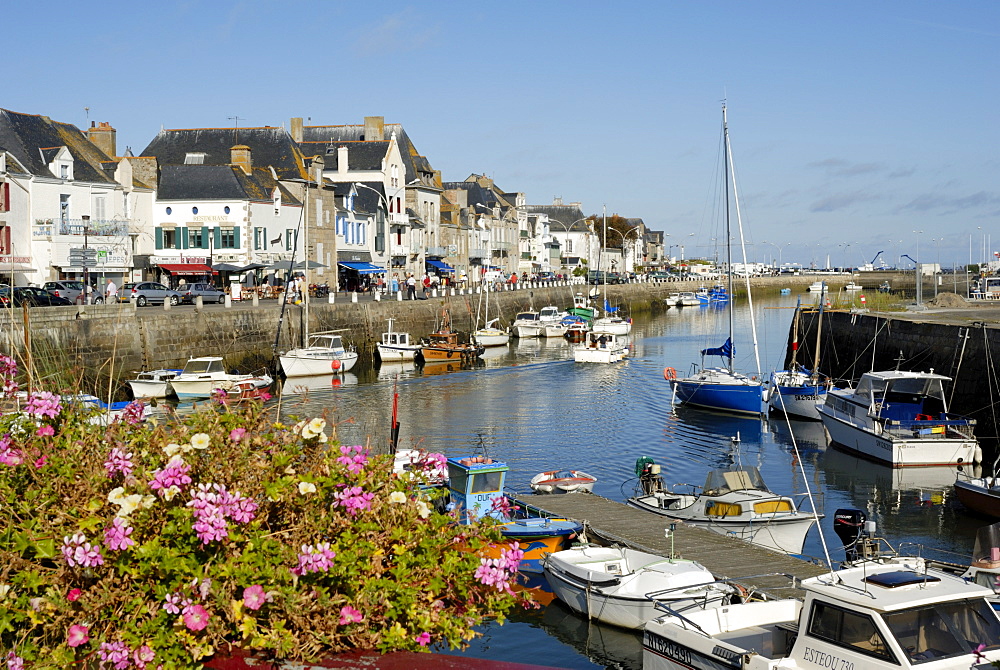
[482,270,507,283]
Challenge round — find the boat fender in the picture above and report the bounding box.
[331,359,342,371]
[663,367,677,381]
[975,445,983,464]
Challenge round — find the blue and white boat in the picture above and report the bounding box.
[767,298,829,420]
[668,104,765,416]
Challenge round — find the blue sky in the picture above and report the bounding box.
[8,1,999,269]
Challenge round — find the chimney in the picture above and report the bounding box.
[87,121,117,158]
[337,146,348,174]
[364,116,384,141]
[290,117,303,143]
[231,145,252,174]
[553,196,564,206]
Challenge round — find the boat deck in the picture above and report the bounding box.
[517,493,828,600]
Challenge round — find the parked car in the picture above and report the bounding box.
[607,272,623,284]
[0,286,73,308]
[648,272,672,280]
[116,283,136,303]
[42,280,100,304]
[127,282,181,307]
[179,283,227,304]
[587,271,607,285]
[536,271,556,282]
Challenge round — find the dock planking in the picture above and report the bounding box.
[518,493,829,600]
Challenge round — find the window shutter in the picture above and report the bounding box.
[155,227,163,250]
[214,227,221,249]
[180,227,188,249]
[232,227,240,249]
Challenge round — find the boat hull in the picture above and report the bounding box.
[671,373,764,416]
[767,371,827,421]
[375,344,420,361]
[574,345,628,363]
[955,478,1000,518]
[280,350,358,377]
[490,518,582,573]
[818,406,980,467]
[474,330,510,347]
[171,376,270,400]
[421,345,483,362]
[591,319,632,335]
[530,470,597,494]
[514,323,543,338]
[129,381,171,399]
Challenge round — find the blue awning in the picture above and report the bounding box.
[339,262,384,274]
[426,260,454,272]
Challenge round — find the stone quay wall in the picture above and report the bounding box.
[7,275,827,376]
[789,309,999,441]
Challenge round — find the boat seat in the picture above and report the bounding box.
[715,625,775,657]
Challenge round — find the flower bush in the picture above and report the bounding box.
[0,355,526,668]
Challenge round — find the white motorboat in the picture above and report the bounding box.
[806,280,827,293]
[375,318,422,361]
[817,369,981,467]
[474,319,510,347]
[844,281,863,290]
[674,291,701,307]
[63,394,152,425]
[529,470,598,494]
[170,356,272,400]
[643,558,1000,670]
[543,545,741,630]
[573,331,629,364]
[954,470,1000,518]
[512,311,543,338]
[127,368,182,399]
[627,460,820,555]
[280,332,358,377]
[959,522,1000,605]
[591,315,632,336]
[538,305,567,326]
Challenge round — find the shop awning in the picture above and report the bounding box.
[0,265,36,273]
[426,260,454,272]
[159,263,214,275]
[339,262,384,274]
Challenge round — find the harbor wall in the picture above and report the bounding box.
[789,309,998,442]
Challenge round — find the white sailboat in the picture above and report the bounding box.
[473,277,509,347]
[767,297,829,420]
[668,103,765,416]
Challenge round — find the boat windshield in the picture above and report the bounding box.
[703,467,767,495]
[182,359,223,374]
[515,312,538,321]
[312,335,343,348]
[882,598,1000,665]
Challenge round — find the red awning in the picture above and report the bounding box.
[158,263,215,275]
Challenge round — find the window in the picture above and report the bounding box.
[808,602,895,662]
[188,228,204,248]
[254,227,265,251]
[884,599,1000,665]
[285,229,296,251]
[220,228,235,248]
[60,194,70,224]
[60,164,68,179]
[163,229,177,249]
[94,196,106,222]
[566,239,574,253]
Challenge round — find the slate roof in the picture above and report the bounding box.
[308,141,389,172]
[300,122,435,183]
[156,164,300,205]
[442,181,498,212]
[526,204,591,232]
[139,127,309,181]
[0,108,117,184]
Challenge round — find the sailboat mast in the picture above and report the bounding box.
[789,298,801,370]
[811,299,825,384]
[723,105,734,374]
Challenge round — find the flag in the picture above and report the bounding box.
[701,338,733,358]
[603,299,618,313]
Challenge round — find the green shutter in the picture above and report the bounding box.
[214,227,222,249]
[180,227,188,249]
[233,227,240,249]
[155,227,163,250]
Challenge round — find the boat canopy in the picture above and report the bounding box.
[515,312,539,321]
[182,358,224,374]
[309,334,344,349]
[703,466,767,495]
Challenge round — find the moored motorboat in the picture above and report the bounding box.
[563,319,590,342]
[767,298,829,420]
[627,458,820,555]
[447,455,582,572]
[955,470,1000,518]
[375,318,422,361]
[530,470,597,494]
[817,369,981,467]
[170,356,271,400]
[543,545,741,630]
[421,310,484,364]
[279,332,358,377]
[511,310,543,338]
[573,331,629,364]
[674,291,700,307]
[127,368,182,399]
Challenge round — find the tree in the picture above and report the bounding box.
[586,214,633,249]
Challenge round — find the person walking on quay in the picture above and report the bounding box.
[406,273,417,300]
[105,278,118,302]
[391,273,400,294]
[422,273,431,299]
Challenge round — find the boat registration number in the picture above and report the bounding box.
[803,646,855,670]
[642,630,693,666]
[794,394,821,401]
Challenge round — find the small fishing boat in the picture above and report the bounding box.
[447,455,581,573]
[627,458,820,555]
[844,281,863,290]
[563,319,590,343]
[63,394,152,425]
[817,369,981,467]
[806,280,827,293]
[375,318,422,361]
[511,310,543,338]
[530,470,597,494]
[420,309,484,364]
[779,287,791,295]
[543,545,741,630]
[279,332,358,377]
[573,331,629,364]
[674,291,701,307]
[127,368,182,399]
[474,318,511,347]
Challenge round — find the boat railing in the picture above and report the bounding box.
[881,416,976,441]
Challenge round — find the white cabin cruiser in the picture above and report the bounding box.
[512,311,543,338]
[375,319,422,361]
[170,357,272,400]
[279,332,358,377]
[817,370,981,467]
[127,368,182,399]
[573,331,629,364]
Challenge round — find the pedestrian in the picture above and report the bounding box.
[422,273,431,298]
[391,273,400,293]
[406,273,417,300]
[105,278,118,301]
[598,334,608,349]
[510,272,518,288]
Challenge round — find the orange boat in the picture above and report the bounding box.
[421,310,484,364]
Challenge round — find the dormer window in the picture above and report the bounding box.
[60,165,68,179]
[184,152,206,165]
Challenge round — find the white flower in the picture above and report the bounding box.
[162,486,181,502]
[298,481,317,495]
[306,418,326,434]
[388,491,406,504]
[301,425,318,440]
[141,495,156,509]
[0,584,10,600]
[190,433,210,450]
[163,443,183,457]
[292,420,307,436]
[415,500,431,519]
[108,487,126,505]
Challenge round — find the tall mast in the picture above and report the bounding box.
[723,104,734,374]
[304,170,310,345]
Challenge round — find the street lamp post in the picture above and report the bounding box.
[606,225,642,275]
[547,216,589,275]
[206,225,215,279]
[354,182,396,277]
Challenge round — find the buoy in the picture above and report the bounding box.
[331,359,342,371]
[860,294,866,306]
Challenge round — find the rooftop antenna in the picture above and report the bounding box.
[84,107,90,124]
[228,116,244,144]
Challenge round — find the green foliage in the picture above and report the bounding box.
[0,393,524,667]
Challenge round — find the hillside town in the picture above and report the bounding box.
[0,109,667,294]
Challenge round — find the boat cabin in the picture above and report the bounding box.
[381,330,411,347]
[539,306,561,320]
[447,456,508,522]
[514,311,540,322]
[702,466,768,495]
[308,333,346,351]
[181,357,225,375]
[427,331,460,346]
[852,371,950,421]
[972,276,1000,300]
[584,332,620,349]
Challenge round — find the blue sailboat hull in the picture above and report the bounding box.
[671,377,764,415]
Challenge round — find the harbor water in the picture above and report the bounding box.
[266,292,986,669]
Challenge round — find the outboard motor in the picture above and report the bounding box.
[834,508,879,562]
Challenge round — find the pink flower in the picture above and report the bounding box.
[133,645,155,667]
[291,542,337,575]
[22,391,61,419]
[103,517,135,551]
[104,447,134,478]
[338,605,363,625]
[5,652,24,670]
[258,391,271,402]
[334,485,375,516]
[66,588,82,602]
[33,455,47,468]
[229,428,247,443]
[67,624,89,647]
[242,584,269,611]
[183,604,210,631]
[35,424,54,437]
[973,642,988,663]
[415,631,432,647]
[61,533,104,568]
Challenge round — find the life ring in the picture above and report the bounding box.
[663,367,677,381]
